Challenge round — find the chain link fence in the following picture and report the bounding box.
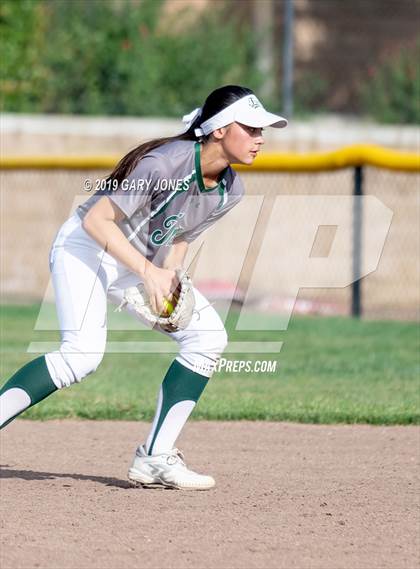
[1,163,418,321]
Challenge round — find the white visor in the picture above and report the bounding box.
[181,94,288,137]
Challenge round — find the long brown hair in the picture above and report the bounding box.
[107,85,253,184]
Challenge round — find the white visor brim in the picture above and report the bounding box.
[193,94,288,136]
[236,107,288,129]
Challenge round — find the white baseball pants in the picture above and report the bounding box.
[44,215,227,389]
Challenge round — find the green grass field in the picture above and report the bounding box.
[1,304,419,425]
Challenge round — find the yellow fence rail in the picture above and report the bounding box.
[1,143,418,320]
[1,144,419,172]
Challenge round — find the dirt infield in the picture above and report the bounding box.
[1,421,419,569]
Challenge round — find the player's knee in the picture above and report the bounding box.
[46,345,104,389]
[174,323,228,378]
[70,351,103,383]
[177,328,228,371]
[180,327,228,357]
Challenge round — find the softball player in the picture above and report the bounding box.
[0,85,287,490]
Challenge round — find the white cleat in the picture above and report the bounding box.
[128,445,215,490]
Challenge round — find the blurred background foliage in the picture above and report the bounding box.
[361,40,420,124]
[0,0,262,116]
[0,0,419,123]
[292,40,420,123]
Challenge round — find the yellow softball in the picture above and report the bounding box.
[162,297,175,316]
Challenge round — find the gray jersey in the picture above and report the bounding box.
[77,140,244,267]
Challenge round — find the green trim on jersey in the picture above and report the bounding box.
[153,171,195,218]
[194,142,228,193]
[216,178,228,210]
[128,142,230,244]
[127,170,195,242]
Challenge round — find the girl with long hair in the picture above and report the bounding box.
[0,85,287,489]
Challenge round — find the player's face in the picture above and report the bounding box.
[220,122,265,165]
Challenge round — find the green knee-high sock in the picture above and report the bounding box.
[146,360,209,455]
[0,356,57,429]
